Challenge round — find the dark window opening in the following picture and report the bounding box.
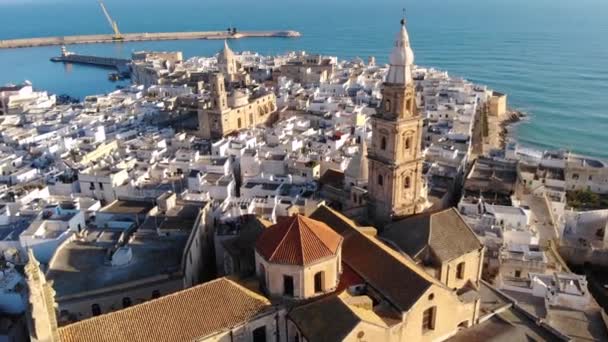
[252,326,267,342]
[381,136,387,150]
[91,304,101,316]
[314,271,324,293]
[283,275,294,296]
[259,264,267,292]
[422,306,436,332]
[378,175,383,186]
[456,262,465,280]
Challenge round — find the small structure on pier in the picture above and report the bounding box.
[50,46,131,78]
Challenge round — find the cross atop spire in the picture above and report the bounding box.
[401,8,406,26]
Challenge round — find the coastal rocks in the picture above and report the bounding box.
[499,110,526,147]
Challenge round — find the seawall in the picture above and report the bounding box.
[0,30,301,49]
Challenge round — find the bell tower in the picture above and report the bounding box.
[368,16,428,223]
[210,72,228,112]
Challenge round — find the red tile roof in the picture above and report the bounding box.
[255,215,343,266]
[57,278,273,342]
[336,262,365,292]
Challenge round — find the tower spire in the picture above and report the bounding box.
[386,13,414,85]
[368,16,429,223]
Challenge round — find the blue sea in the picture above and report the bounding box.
[1,0,607,158]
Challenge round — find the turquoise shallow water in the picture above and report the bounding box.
[0,0,607,158]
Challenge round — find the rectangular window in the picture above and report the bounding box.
[99,182,104,190]
[422,306,436,332]
[314,272,324,293]
[456,262,465,280]
[283,275,294,296]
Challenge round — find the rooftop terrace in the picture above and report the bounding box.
[47,227,188,299]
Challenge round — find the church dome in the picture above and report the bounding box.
[228,90,249,107]
[255,215,343,266]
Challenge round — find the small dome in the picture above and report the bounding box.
[256,215,343,266]
[229,90,249,107]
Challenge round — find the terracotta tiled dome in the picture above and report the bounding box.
[255,215,343,266]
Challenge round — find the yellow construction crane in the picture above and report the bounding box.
[98,1,123,41]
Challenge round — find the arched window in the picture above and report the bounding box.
[91,304,101,316]
[405,136,411,150]
[378,174,383,186]
[122,297,132,308]
[381,136,387,150]
[404,176,411,189]
[237,118,242,129]
[252,326,267,342]
[384,99,391,112]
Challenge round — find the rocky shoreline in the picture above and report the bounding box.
[498,109,526,148]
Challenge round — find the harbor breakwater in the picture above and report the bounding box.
[0,30,301,49]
